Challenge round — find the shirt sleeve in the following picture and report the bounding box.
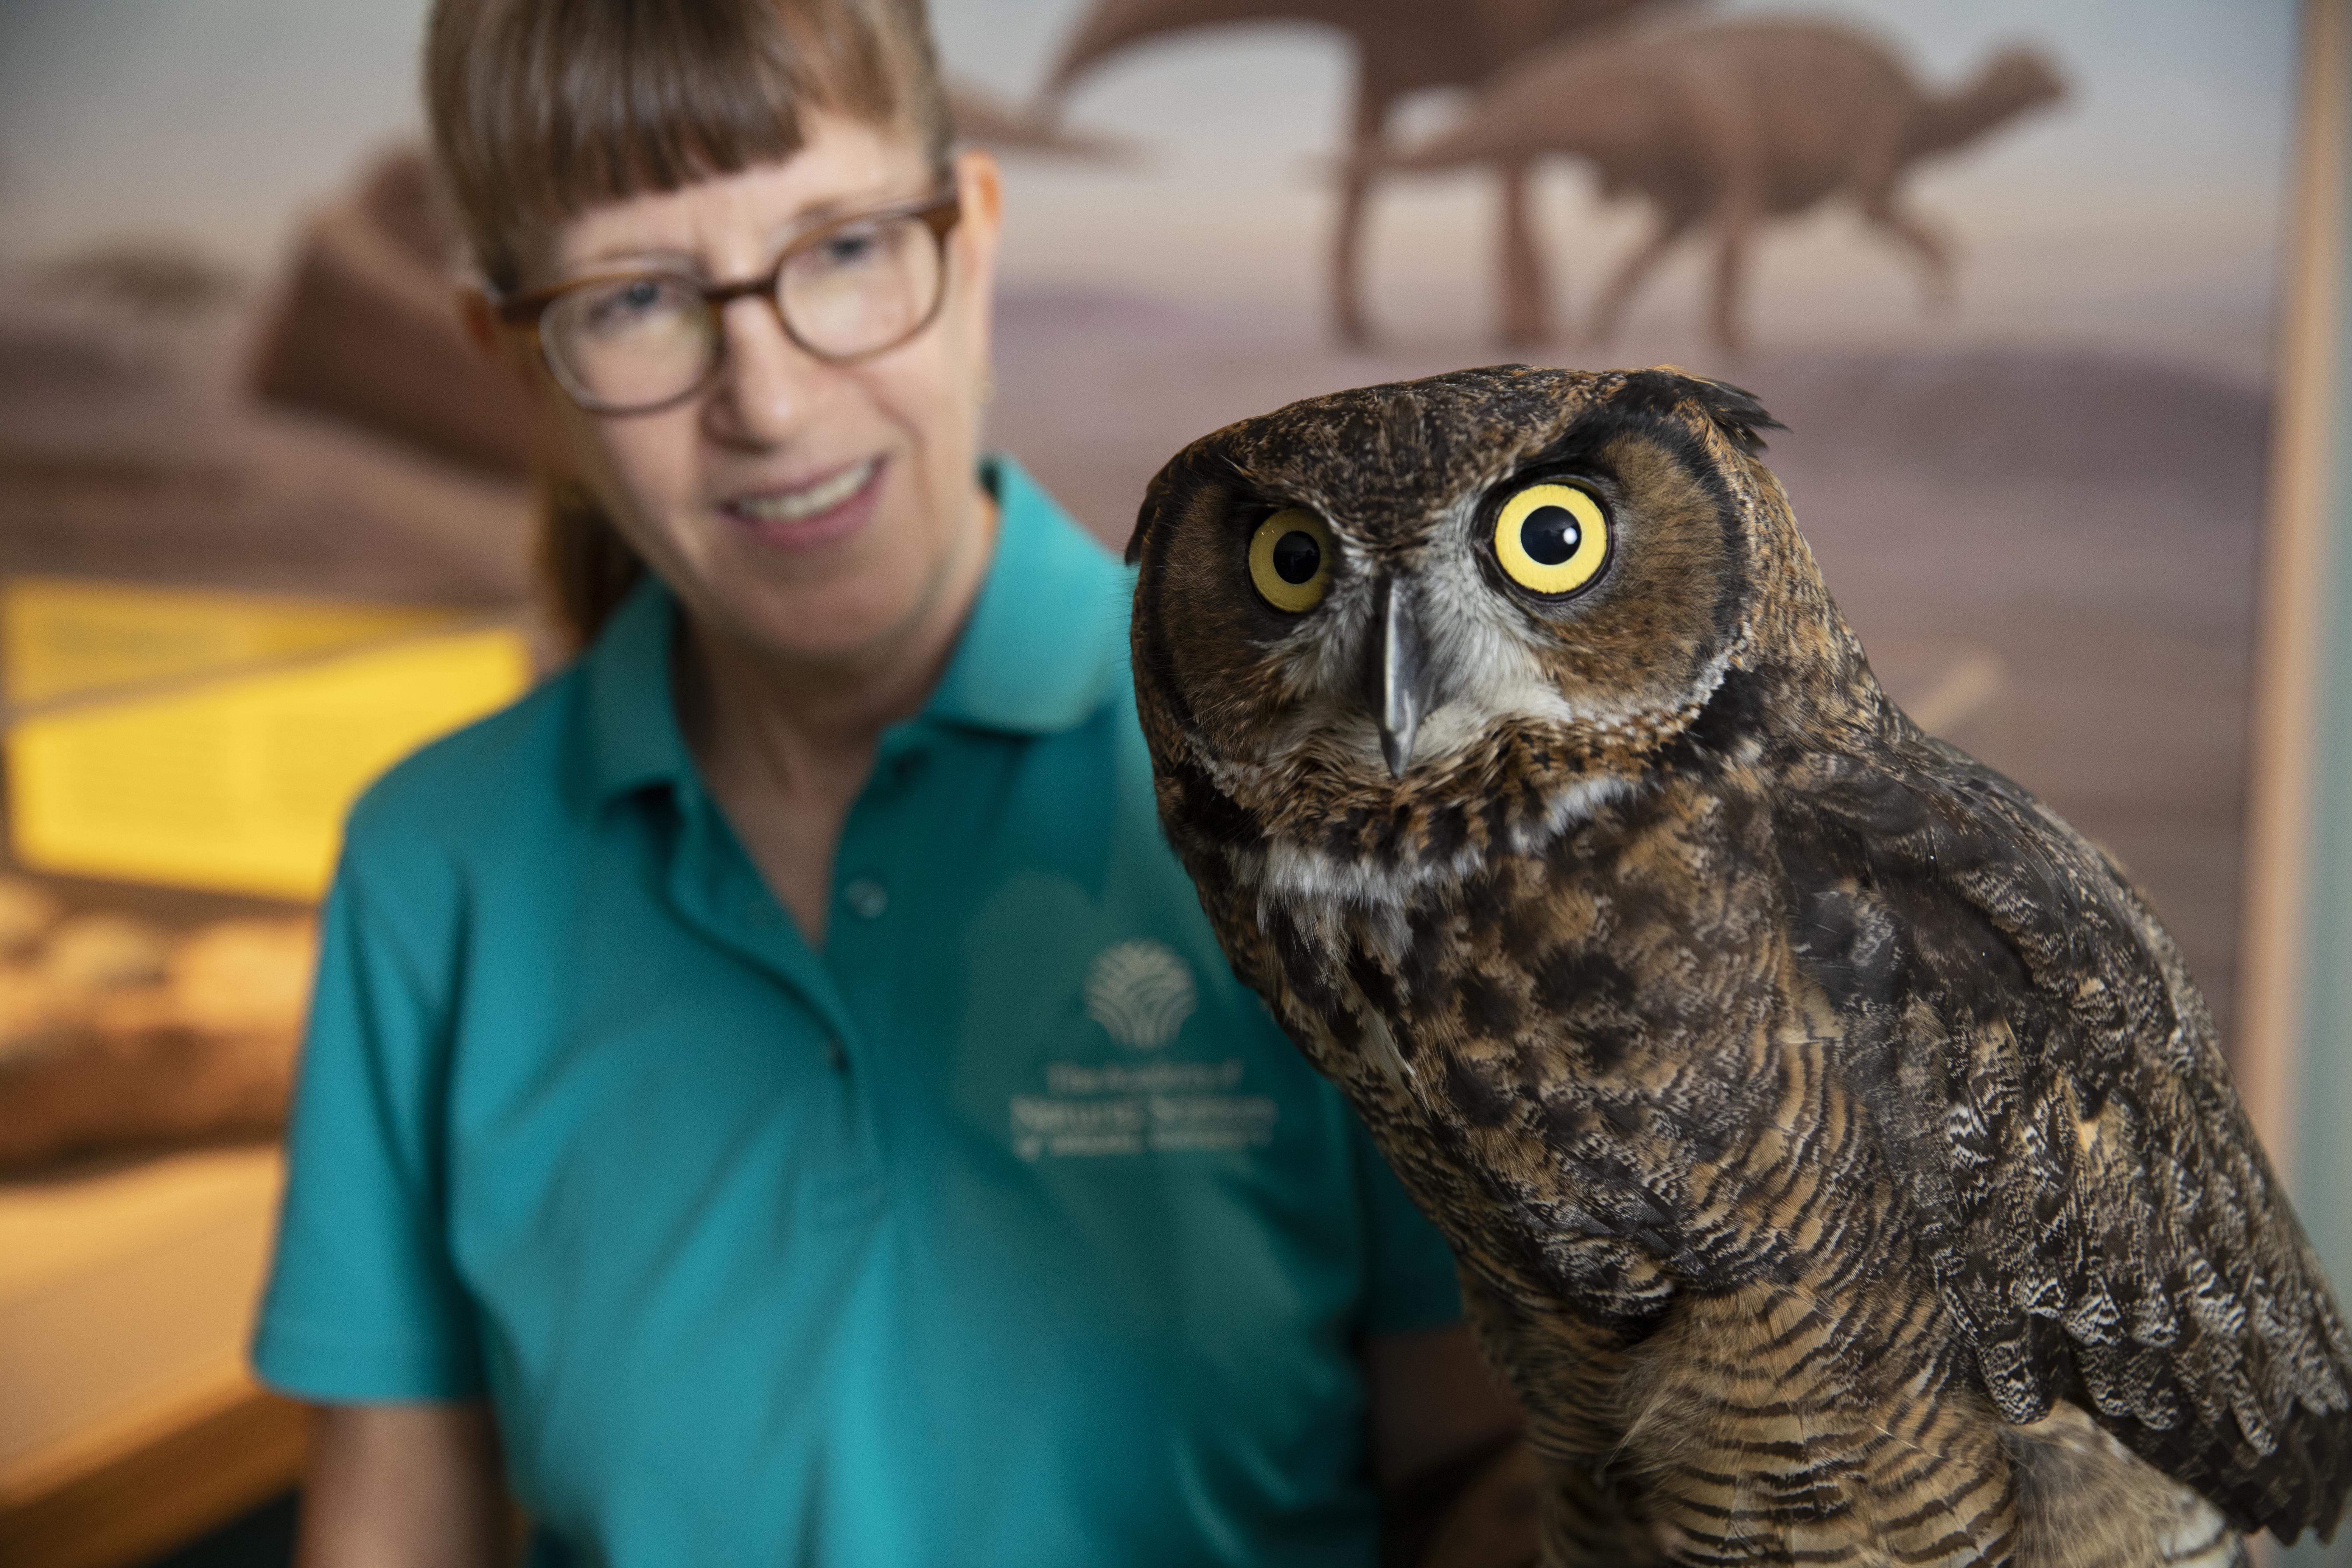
[1350,1114,1465,1336]
[250,850,486,1401]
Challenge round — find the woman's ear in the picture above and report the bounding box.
[958,148,1003,229]
[457,288,500,357]
[949,148,1004,383]
[953,148,1004,282]
[455,288,538,387]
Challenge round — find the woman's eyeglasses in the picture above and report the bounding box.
[495,189,961,415]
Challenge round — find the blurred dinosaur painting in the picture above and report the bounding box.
[1388,20,2068,351]
[1041,0,1681,346]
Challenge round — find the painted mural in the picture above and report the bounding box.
[0,1,2301,1164]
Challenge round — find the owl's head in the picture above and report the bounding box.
[1126,365,1869,885]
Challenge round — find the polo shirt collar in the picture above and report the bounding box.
[580,454,1125,802]
[923,454,1126,736]
[582,570,689,803]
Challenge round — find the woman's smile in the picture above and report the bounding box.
[718,454,886,550]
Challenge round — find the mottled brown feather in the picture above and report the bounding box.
[1127,365,2350,1566]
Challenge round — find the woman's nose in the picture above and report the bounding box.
[701,294,816,448]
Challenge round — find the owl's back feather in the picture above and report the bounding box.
[1778,714,2352,1531]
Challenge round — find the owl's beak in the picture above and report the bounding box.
[1369,576,1433,779]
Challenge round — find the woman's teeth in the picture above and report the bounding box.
[734,459,877,523]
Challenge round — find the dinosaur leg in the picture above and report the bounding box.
[1586,212,1693,345]
[1496,158,1551,346]
[1865,200,1956,315]
[1707,206,1759,356]
[1331,77,1391,349]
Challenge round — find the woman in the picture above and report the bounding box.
[253,1,1527,1563]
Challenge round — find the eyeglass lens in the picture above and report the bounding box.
[538,210,947,412]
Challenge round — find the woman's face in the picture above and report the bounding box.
[514,113,1002,666]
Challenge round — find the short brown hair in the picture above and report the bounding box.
[427,0,952,292]
[423,0,954,645]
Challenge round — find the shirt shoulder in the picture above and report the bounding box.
[328,664,602,971]
[342,663,591,867]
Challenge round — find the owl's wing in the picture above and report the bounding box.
[1776,736,2352,1535]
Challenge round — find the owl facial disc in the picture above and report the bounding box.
[1368,576,1437,779]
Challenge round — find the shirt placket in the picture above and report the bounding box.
[656,780,889,1224]
[822,726,933,1104]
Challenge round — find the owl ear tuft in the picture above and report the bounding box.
[1616,368,1785,455]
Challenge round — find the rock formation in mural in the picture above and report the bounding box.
[35,244,244,327]
[1042,0,1680,346]
[1386,20,2067,351]
[249,148,533,474]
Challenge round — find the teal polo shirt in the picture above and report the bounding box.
[253,457,1462,1568]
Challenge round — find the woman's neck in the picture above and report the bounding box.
[676,486,999,945]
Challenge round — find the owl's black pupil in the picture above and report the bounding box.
[1521,505,1581,566]
[1271,530,1322,584]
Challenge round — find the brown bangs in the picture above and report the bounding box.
[427,0,950,289]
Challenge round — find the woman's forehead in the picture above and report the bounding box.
[539,111,933,278]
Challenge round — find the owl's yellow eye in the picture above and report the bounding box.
[1248,508,1336,612]
[1493,483,1609,596]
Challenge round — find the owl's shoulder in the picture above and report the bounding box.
[1766,723,2165,1026]
[1768,722,2352,1531]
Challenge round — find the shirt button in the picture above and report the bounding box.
[824,1038,848,1071]
[842,877,889,920]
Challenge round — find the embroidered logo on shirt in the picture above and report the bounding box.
[1007,940,1274,1161]
[1083,939,1197,1051]
[1010,1058,1277,1161]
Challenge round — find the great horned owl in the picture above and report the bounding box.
[1124,365,2352,1566]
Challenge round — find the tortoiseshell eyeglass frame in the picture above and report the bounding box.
[492,188,963,415]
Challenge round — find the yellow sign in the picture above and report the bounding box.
[2,578,463,706]
[4,579,532,901]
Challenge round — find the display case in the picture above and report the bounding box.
[0,1147,300,1568]
[0,582,527,1563]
